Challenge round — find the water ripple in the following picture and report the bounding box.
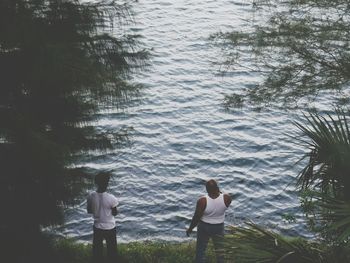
[56,0,317,243]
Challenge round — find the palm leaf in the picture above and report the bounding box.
[294,110,350,196]
[300,189,350,242]
[224,222,327,263]
[317,194,350,242]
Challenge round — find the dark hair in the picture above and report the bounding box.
[206,179,219,194]
[94,172,110,187]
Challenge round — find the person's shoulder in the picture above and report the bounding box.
[198,195,206,202]
[88,191,97,197]
[197,196,207,206]
[106,192,118,200]
[105,192,115,197]
[223,193,231,199]
[105,192,119,207]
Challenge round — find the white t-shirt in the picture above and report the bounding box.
[201,194,228,224]
[87,191,119,230]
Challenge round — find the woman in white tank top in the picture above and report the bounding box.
[186,179,232,263]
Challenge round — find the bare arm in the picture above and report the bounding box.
[112,206,118,216]
[186,197,206,236]
[87,198,92,214]
[224,194,232,207]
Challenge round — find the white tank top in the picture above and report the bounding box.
[201,194,227,224]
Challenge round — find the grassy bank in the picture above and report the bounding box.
[53,239,217,263]
[49,233,350,263]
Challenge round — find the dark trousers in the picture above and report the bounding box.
[93,226,117,263]
[196,221,224,263]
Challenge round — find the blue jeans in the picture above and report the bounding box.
[196,221,224,263]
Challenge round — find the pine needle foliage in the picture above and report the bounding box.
[212,0,350,107]
[0,0,147,261]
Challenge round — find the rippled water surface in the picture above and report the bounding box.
[55,0,335,243]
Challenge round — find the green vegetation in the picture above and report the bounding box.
[51,223,350,263]
[1,0,349,262]
[53,239,218,263]
[296,110,350,241]
[0,0,147,262]
[212,0,350,261]
[213,0,350,107]
[224,222,349,263]
[222,111,350,262]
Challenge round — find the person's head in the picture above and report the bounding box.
[94,172,111,192]
[206,179,220,195]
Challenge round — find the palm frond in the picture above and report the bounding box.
[294,110,350,197]
[310,192,350,242]
[224,222,328,263]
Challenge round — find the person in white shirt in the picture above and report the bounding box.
[186,179,232,263]
[87,172,119,263]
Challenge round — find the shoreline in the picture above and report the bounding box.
[54,238,218,263]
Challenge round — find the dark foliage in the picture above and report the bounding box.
[296,111,350,242]
[225,222,350,263]
[0,0,147,261]
[213,0,350,107]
